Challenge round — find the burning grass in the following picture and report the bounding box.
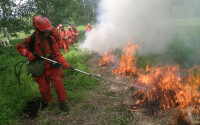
[98,39,200,124]
[99,51,115,66]
[112,41,140,77]
[99,40,140,77]
[131,65,200,118]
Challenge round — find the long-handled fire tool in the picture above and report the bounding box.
[33,53,101,80]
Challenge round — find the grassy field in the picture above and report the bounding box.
[0,25,100,124]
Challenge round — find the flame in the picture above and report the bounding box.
[112,40,140,77]
[99,51,115,66]
[132,65,200,115]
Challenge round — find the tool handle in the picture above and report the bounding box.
[57,62,64,66]
[32,52,41,59]
[69,66,75,70]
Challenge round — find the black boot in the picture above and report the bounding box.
[41,101,48,110]
[59,103,70,112]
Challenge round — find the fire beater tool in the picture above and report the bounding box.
[33,53,101,80]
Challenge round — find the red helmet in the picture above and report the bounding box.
[34,17,51,32]
[33,15,42,26]
[87,23,90,26]
[59,24,64,29]
[68,26,71,29]
[72,25,75,28]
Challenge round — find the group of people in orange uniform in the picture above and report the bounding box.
[57,23,92,53]
[57,24,79,53]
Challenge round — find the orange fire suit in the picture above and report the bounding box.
[85,26,92,32]
[72,28,79,43]
[16,32,70,103]
[58,29,69,53]
[67,30,73,46]
[51,27,62,49]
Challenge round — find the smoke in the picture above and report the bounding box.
[80,0,200,56]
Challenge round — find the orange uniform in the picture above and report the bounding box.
[58,29,69,53]
[16,34,69,103]
[50,26,62,48]
[85,26,92,32]
[85,23,92,32]
[67,27,73,46]
[22,16,70,112]
[72,27,79,43]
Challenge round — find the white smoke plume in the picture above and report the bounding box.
[80,0,200,55]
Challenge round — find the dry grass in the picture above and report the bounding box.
[19,52,200,125]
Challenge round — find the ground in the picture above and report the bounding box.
[20,52,199,125]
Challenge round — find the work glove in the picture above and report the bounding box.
[24,50,40,61]
[27,53,36,61]
[63,63,70,69]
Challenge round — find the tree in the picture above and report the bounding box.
[33,0,71,26]
[0,0,100,42]
[70,0,100,25]
[32,0,100,26]
[0,0,33,40]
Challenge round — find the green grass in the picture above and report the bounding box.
[0,39,39,124]
[113,116,128,125]
[0,25,99,124]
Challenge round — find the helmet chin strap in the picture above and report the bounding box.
[36,31,48,40]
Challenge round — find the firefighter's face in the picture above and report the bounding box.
[43,30,50,37]
[39,30,50,38]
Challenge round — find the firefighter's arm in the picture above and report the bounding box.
[16,36,36,61]
[51,37,70,69]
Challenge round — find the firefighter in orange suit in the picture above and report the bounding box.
[58,24,69,53]
[85,23,92,32]
[16,16,70,112]
[67,26,73,46]
[72,25,79,43]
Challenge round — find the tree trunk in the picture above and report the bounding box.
[4,27,10,45]
[0,40,6,47]
[0,39,3,46]
[0,34,7,46]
